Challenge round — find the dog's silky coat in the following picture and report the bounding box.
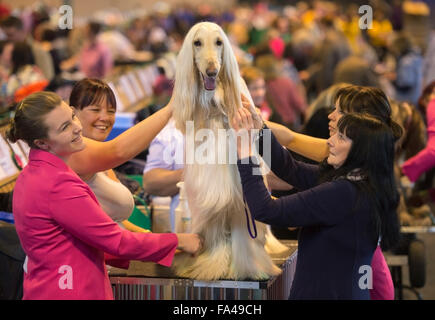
[172,22,285,280]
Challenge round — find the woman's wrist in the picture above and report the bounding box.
[176,233,184,250]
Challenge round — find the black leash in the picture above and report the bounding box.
[243,197,257,239]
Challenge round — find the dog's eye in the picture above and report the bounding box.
[216,39,223,46]
[194,40,202,47]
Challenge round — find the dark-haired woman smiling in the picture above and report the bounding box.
[233,109,401,299]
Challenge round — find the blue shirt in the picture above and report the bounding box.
[394,51,423,106]
[143,120,184,231]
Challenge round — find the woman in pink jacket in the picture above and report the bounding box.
[7,92,201,300]
[402,81,435,182]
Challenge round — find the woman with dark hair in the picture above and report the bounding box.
[402,81,435,182]
[268,85,402,162]
[7,91,201,299]
[68,78,146,232]
[11,41,35,74]
[6,41,48,103]
[69,78,117,143]
[233,108,401,299]
[256,85,403,299]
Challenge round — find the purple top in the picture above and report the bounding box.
[79,41,113,79]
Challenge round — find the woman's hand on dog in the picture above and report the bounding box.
[241,94,264,130]
[176,233,203,256]
[232,106,256,159]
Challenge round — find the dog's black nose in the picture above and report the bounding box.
[206,69,218,78]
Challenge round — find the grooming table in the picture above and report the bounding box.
[109,240,298,300]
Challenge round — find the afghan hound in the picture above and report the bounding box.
[172,22,287,280]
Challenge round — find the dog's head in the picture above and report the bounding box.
[173,22,244,132]
[191,23,224,92]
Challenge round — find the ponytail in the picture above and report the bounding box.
[6,118,18,143]
[5,92,61,148]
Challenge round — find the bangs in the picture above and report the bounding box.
[337,114,358,140]
[332,85,356,112]
[334,86,391,120]
[337,113,383,142]
[69,79,117,110]
[87,88,116,109]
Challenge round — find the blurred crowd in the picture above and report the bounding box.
[0,0,435,227]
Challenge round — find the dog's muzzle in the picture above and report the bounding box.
[202,69,218,91]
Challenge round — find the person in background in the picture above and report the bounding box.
[97,24,153,63]
[333,55,380,88]
[388,32,423,106]
[0,16,54,81]
[255,54,307,130]
[304,16,351,97]
[0,40,13,107]
[6,41,48,103]
[61,21,113,79]
[7,91,201,299]
[241,66,272,121]
[367,8,393,61]
[401,81,435,183]
[79,22,113,79]
[0,40,12,80]
[39,29,62,79]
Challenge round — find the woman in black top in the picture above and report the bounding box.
[233,109,401,299]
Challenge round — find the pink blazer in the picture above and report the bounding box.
[402,99,435,182]
[13,149,178,300]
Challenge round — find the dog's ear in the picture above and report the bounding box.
[173,24,199,133]
[218,26,243,122]
[239,76,255,107]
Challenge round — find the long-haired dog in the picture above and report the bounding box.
[172,22,286,280]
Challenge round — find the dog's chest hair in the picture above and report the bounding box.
[196,87,232,126]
